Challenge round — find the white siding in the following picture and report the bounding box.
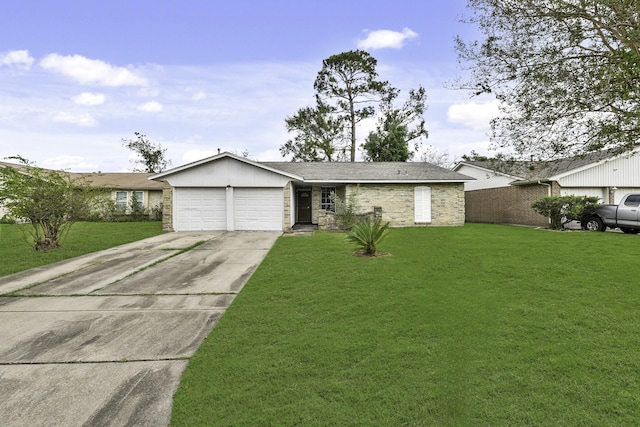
[163,157,291,188]
[557,154,640,187]
[560,187,608,202]
[455,164,516,190]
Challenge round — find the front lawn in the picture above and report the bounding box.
[0,221,163,277]
[172,224,640,426]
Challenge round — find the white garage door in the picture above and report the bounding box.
[174,188,226,231]
[234,188,283,231]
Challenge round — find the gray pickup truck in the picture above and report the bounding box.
[585,193,640,233]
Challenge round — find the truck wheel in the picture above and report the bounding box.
[621,228,640,234]
[585,217,606,232]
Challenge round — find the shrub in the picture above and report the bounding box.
[346,218,390,255]
[334,187,360,230]
[531,195,600,230]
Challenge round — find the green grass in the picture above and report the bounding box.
[172,224,640,426]
[0,221,163,277]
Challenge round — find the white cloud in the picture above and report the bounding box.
[42,155,98,171]
[72,92,105,106]
[192,91,206,101]
[137,101,163,112]
[51,112,98,127]
[0,49,34,69]
[356,28,419,50]
[40,53,147,86]
[447,101,500,130]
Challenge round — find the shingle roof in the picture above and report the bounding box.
[461,150,614,181]
[262,161,472,182]
[0,161,163,190]
[71,172,164,190]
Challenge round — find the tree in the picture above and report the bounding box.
[122,132,170,173]
[281,101,345,161]
[456,0,640,160]
[0,157,96,251]
[362,87,428,161]
[420,146,455,169]
[283,50,397,162]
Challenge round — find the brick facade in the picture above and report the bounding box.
[161,182,174,231]
[312,183,465,229]
[465,184,550,227]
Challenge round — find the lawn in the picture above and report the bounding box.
[172,224,640,426]
[0,221,164,277]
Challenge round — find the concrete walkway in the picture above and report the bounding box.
[0,231,280,426]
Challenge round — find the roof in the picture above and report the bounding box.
[454,150,619,183]
[150,151,473,183]
[263,161,472,183]
[71,172,164,190]
[1,161,164,190]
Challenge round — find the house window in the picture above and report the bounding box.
[414,186,432,223]
[321,187,336,212]
[131,191,144,208]
[115,191,128,211]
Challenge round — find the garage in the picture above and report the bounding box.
[174,188,226,231]
[173,187,283,231]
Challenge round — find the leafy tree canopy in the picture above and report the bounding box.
[456,0,640,160]
[282,50,428,162]
[122,132,171,173]
[0,156,97,251]
[362,87,428,161]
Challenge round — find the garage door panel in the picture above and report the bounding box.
[234,188,283,231]
[175,188,226,231]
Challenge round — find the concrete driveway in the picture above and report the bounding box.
[0,231,280,427]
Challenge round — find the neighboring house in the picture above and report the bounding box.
[75,172,164,214]
[0,161,164,219]
[150,152,475,232]
[452,150,640,227]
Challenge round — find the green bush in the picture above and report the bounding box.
[334,188,360,230]
[531,195,600,230]
[346,217,390,255]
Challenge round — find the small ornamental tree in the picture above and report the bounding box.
[346,218,390,256]
[0,157,97,251]
[531,195,600,230]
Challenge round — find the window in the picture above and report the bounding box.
[115,191,128,211]
[321,187,336,212]
[414,186,432,223]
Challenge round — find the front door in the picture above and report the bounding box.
[297,190,312,222]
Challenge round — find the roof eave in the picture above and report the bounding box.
[300,179,474,184]
[150,152,304,181]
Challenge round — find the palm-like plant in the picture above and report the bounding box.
[346,218,390,255]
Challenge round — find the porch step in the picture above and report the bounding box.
[291,223,318,231]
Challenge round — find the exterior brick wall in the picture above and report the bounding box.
[465,184,549,227]
[283,182,291,231]
[161,182,174,231]
[340,183,465,227]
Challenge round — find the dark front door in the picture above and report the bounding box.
[297,190,312,222]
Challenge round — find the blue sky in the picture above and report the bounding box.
[0,0,496,172]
